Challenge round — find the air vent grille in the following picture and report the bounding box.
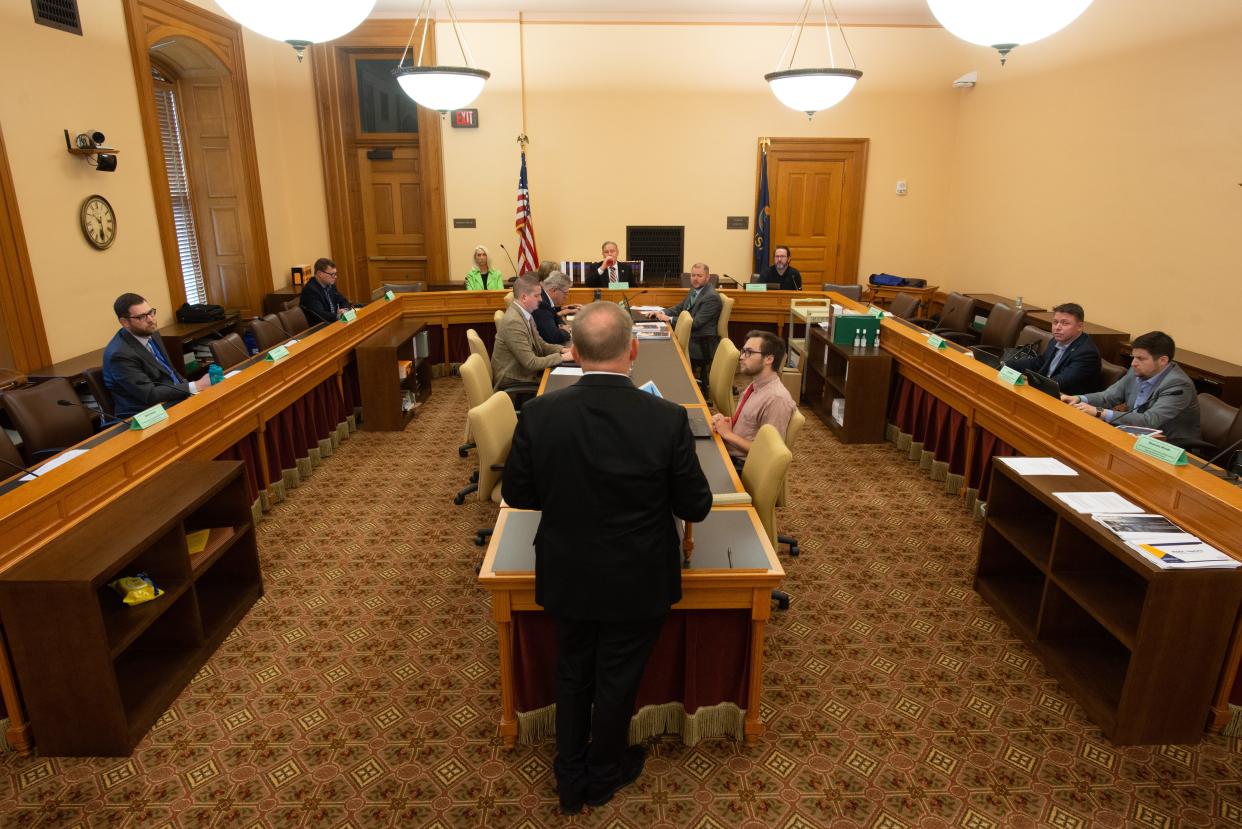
[32,0,82,35]
[626,226,684,286]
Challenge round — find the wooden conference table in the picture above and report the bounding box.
[478,331,784,747]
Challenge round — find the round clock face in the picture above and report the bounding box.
[80,195,116,250]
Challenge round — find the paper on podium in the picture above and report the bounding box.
[551,366,583,376]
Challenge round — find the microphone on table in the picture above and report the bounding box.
[0,454,42,480]
[56,399,127,427]
[618,288,649,312]
[1199,435,1242,480]
[499,243,520,276]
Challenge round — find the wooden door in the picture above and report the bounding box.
[179,75,261,312]
[763,138,868,287]
[358,147,429,289]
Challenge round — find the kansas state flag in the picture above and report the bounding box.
[753,147,770,275]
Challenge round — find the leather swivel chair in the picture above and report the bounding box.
[1184,394,1242,468]
[910,291,976,332]
[82,366,116,417]
[1,428,28,480]
[674,311,693,356]
[370,281,426,300]
[277,307,310,335]
[209,333,250,370]
[1015,325,1054,354]
[680,273,720,289]
[454,354,495,503]
[2,377,95,464]
[709,339,740,417]
[250,316,286,352]
[740,425,794,610]
[822,283,863,302]
[716,293,735,341]
[944,302,1025,354]
[886,292,921,320]
[1097,360,1127,391]
[468,391,518,547]
[281,296,301,312]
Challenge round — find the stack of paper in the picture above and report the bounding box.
[997,457,1078,476]
[1091,513,1240,569]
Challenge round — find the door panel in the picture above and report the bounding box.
[772,160,845,287]
[358,146,428,290]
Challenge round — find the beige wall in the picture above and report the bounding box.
[0,0,328,363]
[438,21,968,285]
[946,9,1242,363]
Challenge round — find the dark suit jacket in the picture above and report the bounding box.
[1006,333,1101,396]
[585,261,635,289]
[102,329,192,418]
[663,284,722,363]
[759,264,803,291]
[533,288,570,345]
[299,278,351,325]
[503,374,713,620]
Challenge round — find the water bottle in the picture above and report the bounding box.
[1015,295,1023,309]
[208,364,224,385]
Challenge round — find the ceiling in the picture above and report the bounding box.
[372,0,939,25]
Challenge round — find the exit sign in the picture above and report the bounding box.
[451,109,478,128]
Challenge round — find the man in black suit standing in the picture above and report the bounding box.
[503,302,712,814]
[1004,302,1101,396]
[758,245,803,290]
[585,240,635,288]
[102,293,198,418]
[299,257,352,324]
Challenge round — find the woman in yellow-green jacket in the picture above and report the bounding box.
[465,245,504,290]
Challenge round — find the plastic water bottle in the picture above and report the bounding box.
[208,364,224,385]
[1015,295,1024,309]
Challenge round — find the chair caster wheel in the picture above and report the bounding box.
[453,494,466,506]
[458,447,469,457]
[778,595,790,610]
[789,544,800,557]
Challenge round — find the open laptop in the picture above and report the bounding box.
[1023,369,1061,399]
[969,346,1004,369]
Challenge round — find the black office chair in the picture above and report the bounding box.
[2,378,95,464]
[822,283,862,301]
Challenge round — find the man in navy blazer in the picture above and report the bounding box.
[103,293,197,418]
[1004,302,1101,396]
[299,257,352,325]
[503,302,712,814]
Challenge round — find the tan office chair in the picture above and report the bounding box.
[250,316,285,352]
[277,306,310,335]
[777,408,805,509]
[466,328,492,383]
[494,309,506,327]
[2,377,96,464]
[503,293,514,307]
[716,293,735,341]
[740,425,794,609]
[674,310,693,355]
[708,339,740,417]
[886,292,921,320]
[1097,359,1127,391]
[454,354,495,501]
[822,283,863,301]
[82,366,115,417]
[209,333,250,370]
[468,391,518,546]
[1,428,27,480]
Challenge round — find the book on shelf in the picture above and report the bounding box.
[1093,513,1199,544]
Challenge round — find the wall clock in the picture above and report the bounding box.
[80,194,116,250]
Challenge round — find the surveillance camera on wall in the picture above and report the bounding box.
[65,129,119,172]
[953,71,978,89]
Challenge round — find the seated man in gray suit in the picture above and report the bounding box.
[1062,330,1201,447]
[647,262,721,386]
[492,273,572,404]
[103,292,200,418]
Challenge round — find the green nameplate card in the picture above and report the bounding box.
[745,283,768,292]
[608,281,629,290]
[926,334,947,349]
[867,306,886,318]
[997,366,1026,386]
[1134,435,1188,466]
[265,344,291,362]
[383,290,395,301]
[130,404,168,430]
[339,308,357,323]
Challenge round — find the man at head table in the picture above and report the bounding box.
[1062,330,1201,446]
[1003,302,1100,396]
[103,293,198,418]
[299,257,352,324]
[585,241,635,288]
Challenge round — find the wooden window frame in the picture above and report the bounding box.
[0,124,51,373]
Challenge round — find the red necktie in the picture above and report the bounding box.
[732,384,755,426]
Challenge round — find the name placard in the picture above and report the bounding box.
[926,334,947,349]
[383,290,395,301]
[129,404,168,430]
[1134,435,1189,466]
[997,366,1026,386]
[264,344,291,362]
[745,283,768,292]
[608,281,629,290]
[339,308,357,323]
[867,306,886,318]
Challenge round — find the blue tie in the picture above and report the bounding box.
[147,339,178,381]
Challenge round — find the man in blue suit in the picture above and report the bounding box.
[103,293,197,418]
[1004,302,1100,396]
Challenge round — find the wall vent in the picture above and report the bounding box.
[32,0,82,35]
[626,226,684,286]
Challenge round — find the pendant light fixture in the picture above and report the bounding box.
[926,0,1095,64]
[765,0,862,120]
[216,0,377,62]
[393,0,490,113]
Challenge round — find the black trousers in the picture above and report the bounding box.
[552,615,665,796]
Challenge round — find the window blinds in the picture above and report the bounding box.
[153,81,207,306]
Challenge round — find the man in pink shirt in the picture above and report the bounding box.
[712,330,798,471]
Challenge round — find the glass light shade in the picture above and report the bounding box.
[393,67,490,112]
[927,0,1094,54]
[217,0,376,53]
[765,68,862,117]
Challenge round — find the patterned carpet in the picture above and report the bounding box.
[2,376,1242,828]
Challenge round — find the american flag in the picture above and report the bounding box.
[514,151,539,274]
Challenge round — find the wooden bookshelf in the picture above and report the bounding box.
[0,461,260,756]
[802,327,892,443]
[356,317,432,430]
[976,461,1242,744]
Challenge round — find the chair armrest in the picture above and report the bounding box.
[907,316,938,329]
[938,329,978,346]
